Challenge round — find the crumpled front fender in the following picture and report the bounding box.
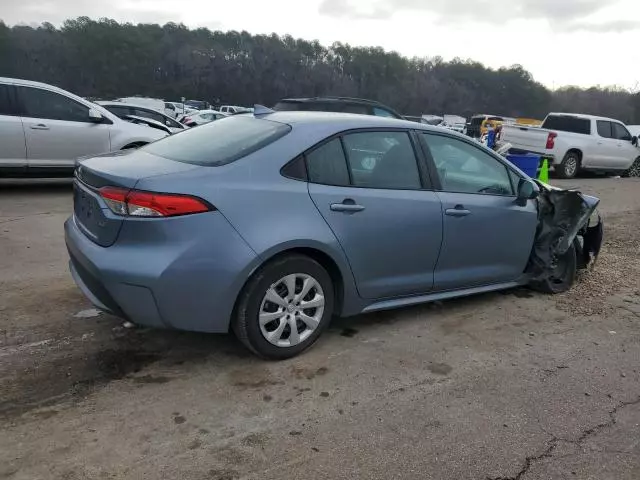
[527,185,603,280]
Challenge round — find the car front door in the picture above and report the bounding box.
[307,131,443,300]
[611,122,638,170]
[419,132,538,291]
[17,86,111,168]
[0,83,27,169]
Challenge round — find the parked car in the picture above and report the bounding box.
[168,102,198,119]
[0,77,168,177]
[219,105,252,114]
[180,109,228,127]
[467,114,504,138]
[273,97,404,119]
[66,110,602,359]
[184,99,211,110]
[500,113,640,178]
[115,97,177,119]
[97,101,186,133]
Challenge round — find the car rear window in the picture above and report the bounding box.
[542,115,591,135]
[144,116,291,166]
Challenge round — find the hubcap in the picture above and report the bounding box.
[565,157,578,177]
[259,274,325,347]
[628,158,640,177]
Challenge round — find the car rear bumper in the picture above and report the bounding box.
[64,211,259,333]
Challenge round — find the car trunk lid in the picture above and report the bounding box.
[73,149,200,247]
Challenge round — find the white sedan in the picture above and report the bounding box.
[181,110,229,127]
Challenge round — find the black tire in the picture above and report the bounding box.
[622,157,640,178]
[530,243,577,294]
[232,254,334,360]
[556,151,581,179]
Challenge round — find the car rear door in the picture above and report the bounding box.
[592,120,619,168]
[419,132,538,291]
[307,130,443,300]
[0,83,27,169]
[17,85,111,169]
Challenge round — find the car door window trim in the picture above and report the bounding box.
[297,127,433,191]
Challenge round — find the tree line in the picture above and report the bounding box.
[1,17,638,123]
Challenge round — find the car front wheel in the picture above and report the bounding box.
[530,243,577,294]
[623,157,640,178]
[233,254,334,359]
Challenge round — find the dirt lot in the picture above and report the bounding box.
[1,178,639,480]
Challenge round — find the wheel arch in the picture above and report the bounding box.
[233,241,357,320]
[565,148,583,162]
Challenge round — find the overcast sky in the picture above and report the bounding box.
[2,0,639,89]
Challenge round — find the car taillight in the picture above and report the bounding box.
[546,132,557,149]
[99,187,212,217]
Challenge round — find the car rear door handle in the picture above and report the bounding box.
[330,199,365,213]
[445,205,471,217]
[30,123,50,130]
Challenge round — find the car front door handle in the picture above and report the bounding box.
[330,199,365,213]
[30,123,50,130]
[445,205,471,217]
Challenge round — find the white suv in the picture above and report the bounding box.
[0,77,168,177]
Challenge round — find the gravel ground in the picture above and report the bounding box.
[0,177,639,480]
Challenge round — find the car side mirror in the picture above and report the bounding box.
[632,136,638,146]
[516,178,539,206]
[88,108,104,123]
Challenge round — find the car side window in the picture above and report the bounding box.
[133,108,164,124]
[612,123,631,141]
[0,84,17,115]
[341,104,369,115]
[105,105,132,118]
[342,131,422,190]
[306,138,350,186]
[372,107,397,118]
[597,121,613,139]
[19,86,91,122]
[422,133,514,196]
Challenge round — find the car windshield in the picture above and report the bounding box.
[143,116,291,166]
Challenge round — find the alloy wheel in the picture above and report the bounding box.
[259,274,325,347]
[565,157,578,177]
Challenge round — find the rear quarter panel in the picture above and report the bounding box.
[134,129,366,316]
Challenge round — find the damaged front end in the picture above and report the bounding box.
[526,183,604,292]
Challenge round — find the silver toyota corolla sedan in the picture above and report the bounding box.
[65,110,602,359]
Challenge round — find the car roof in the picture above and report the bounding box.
[98,101,163,110]
[255,110,443,132]
[0,76,78,96]
[281,96,388,106]
[546,112,623,123]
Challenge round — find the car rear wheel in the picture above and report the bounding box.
[530,243,577,294]
[233,254,334,359]
[622,157,640,178]
[556,152,580,179]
